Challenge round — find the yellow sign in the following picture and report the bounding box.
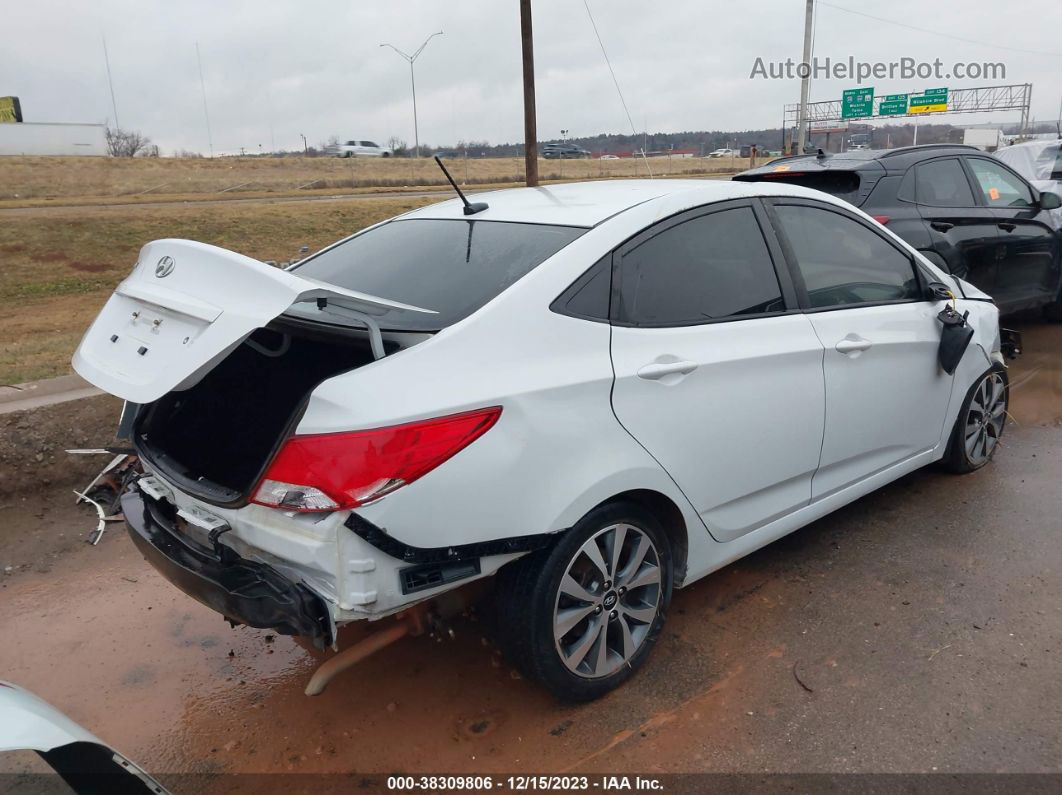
[908,102,947,114]
[0,96,22,123]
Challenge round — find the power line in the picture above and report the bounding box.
[195,42,214,158]
[581,0,652,177]
[101,35,120,129]
[819,1,1062,58]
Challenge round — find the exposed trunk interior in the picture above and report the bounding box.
[135,318,394,505]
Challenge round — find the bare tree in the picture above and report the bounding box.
[387,136,408,156]
[106,127,151,157]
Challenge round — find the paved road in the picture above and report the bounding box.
[0,189,456,217]
[0,321,1059,788]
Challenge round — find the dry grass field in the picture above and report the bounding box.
[0,196,435,383]
[0,153,756,204]
[0,152,766,383]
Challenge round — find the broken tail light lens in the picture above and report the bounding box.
[252,407,502,512]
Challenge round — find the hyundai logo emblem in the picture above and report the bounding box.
[155,255,175,278]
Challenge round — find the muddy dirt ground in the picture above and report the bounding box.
[1,320,1060,791]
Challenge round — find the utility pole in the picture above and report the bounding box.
[520,0,539,187]
[380,32,444,159]
[300,133,308,155]
[195,42,214,158]
[794,0,814,155]
[101,35,120,130]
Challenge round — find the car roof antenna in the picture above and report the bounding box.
[434,156,488,215]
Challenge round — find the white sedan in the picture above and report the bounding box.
[706,148,736,158]
[74,179,1009,702]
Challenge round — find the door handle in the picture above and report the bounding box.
[636,360,698,380]
[835,336,873,355]
[997,222,1016,232]
[930,221,954,232]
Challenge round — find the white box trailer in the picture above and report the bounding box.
[0,122,107,156]
[963,128,1003,152]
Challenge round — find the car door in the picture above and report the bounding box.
[964,156,1060,310]
[767,199,955,500]
[911,157,1002,293]
[609,200,826,543]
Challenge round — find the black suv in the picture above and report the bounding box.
[735,145,1062,318]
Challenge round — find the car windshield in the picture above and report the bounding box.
[287,219,586,331]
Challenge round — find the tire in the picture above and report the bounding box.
[942,365,1009,474]
[492,501,673,702]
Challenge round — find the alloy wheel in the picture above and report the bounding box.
[552,523,662,679]
[964,372,1007,466]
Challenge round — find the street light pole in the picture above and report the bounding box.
[380,32,444,159]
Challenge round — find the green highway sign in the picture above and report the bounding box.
[841,87,874,119]
[879,93,909,116]
[910,88,949,114]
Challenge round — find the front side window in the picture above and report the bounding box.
[967,158,1033,207]
[617,205,784,326]
[915,159,976,207]
[361,141,379,148]
[774,204,921,309]
[290,219,585,331]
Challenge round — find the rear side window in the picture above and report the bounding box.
[915,159,976,207]
[291,219,585,330]
[616,205,784,326]
[774,204,921,309]
[967,159,1033,208]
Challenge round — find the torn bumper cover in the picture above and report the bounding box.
[122,489,332,647]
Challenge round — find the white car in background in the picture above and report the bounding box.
[994,139,1062,223]
[706,148,735,158]
[331,139,388,157]
[73,179,1008,702]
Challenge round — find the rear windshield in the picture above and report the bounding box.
[289,219,586,331]
[753,171,862,204]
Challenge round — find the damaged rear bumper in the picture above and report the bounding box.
[122,489,332,647]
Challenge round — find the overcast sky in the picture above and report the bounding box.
[4,0,1062,154]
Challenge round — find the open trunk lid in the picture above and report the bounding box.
[73,239,434,403]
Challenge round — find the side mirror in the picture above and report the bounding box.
[925,281,954,302]
[1039,191,1062,210]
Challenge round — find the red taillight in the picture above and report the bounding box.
[252,407,502,512]
[871,214,890,225]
